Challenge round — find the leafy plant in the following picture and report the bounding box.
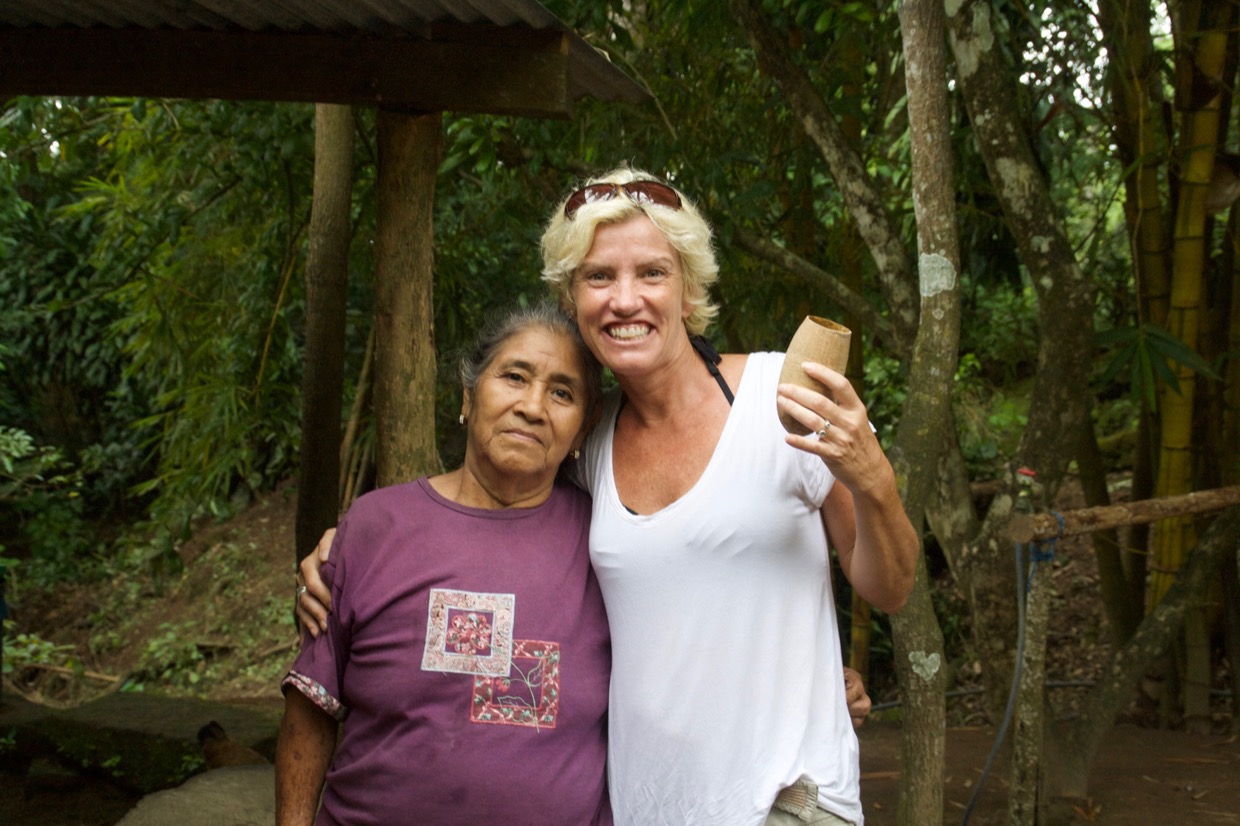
[2,622,77,674]
[0,425,78,502]
[11,492,102,588]
[134,621,204,688]
[1096,323,1221,410]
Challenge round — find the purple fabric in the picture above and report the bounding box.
[283,478,612,825]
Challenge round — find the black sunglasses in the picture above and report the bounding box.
[563,180,683,219]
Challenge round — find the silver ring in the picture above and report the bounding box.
[816,420,832,440]
[296,584,307,598]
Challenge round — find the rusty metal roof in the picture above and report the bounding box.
[0,0,649,117]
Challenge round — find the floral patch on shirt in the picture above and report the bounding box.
[471,640,561,729]
[422,588,515,676]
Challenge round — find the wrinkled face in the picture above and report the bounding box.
[570,213,690,378]
[461,328,589,488]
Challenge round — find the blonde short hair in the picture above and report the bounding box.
[539,167,720,336]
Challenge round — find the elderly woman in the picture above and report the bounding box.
[299,168,912,826]
[275,303,611,825]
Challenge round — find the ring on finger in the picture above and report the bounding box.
[296,584,307,598]
[816,420,832,440]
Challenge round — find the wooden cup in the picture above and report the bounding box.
[777,316,852,435]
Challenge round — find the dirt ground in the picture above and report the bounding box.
[857,722,1240,824]
[2,479,1237,825]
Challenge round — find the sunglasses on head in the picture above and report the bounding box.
[563,180,683,219]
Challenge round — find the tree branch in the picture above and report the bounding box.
[728,0,918,351]
[731,226,897,351]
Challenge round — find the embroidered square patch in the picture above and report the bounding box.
[422,589,515,676]
[471,640,561,729]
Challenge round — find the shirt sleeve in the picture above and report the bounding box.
[281,526,352,721]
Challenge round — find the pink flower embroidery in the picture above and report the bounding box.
[446,611,493,655]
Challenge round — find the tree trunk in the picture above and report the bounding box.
[1009,551,1050,825]
[1041,508,1240,818]
[295,103,354,570]
[1102,0,1167,647]
[373,109,442,486]
[1229,212,1240,487]
[1222,548,1240,735]
[727,5,957,820]
[1227,209,1240,734]
[1099,0,1172,329]
[888,1,956,821]
[1075,417,1139,645]
[946,0,1099,719]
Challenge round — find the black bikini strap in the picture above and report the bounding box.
[690,335,734,406]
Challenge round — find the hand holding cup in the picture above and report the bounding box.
[777,316,851,435]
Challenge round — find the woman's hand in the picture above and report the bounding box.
[776,362,889,496]
[295,528,336,638]
[843,666,872,729]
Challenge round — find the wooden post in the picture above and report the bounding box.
[295,103,354,568]
[373,109,442,487]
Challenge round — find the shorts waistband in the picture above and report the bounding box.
[773,778,819,821]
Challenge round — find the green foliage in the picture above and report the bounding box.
[0,1,1193,585]
[0,96,323,559]
[1096,323,1221,411]
[2,621,78,674]
[0,425,77,501]
[79,100,314,520]
[959,280,1040,386]
[0,102,142,479]
[859,345,1031,477]
[861,352,908,450]
[953,354,1029,477]
[132,621,205,689]
[11,493,103,588]
[0,378,98,587]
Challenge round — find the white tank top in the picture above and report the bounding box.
[578,352,862,826]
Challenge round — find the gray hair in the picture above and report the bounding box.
[458,302,603,423]
[539,166,720,335]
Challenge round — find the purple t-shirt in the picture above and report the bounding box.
[284,477,612,826]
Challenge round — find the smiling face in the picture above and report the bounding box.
[459,327,590,505]
[570,214,692,379]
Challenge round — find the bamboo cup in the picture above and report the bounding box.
[777,316,852,435]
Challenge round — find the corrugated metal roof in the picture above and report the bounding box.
[0,0,561,33]
[0,0,649,114]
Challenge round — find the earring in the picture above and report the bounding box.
[459,414,466,425]
[572,449,581,460]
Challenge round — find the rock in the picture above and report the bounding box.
[116,764,274,826]
[0,691,280,794]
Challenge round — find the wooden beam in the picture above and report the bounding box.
[1006,485,1240,543]
[0,27,571,117]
